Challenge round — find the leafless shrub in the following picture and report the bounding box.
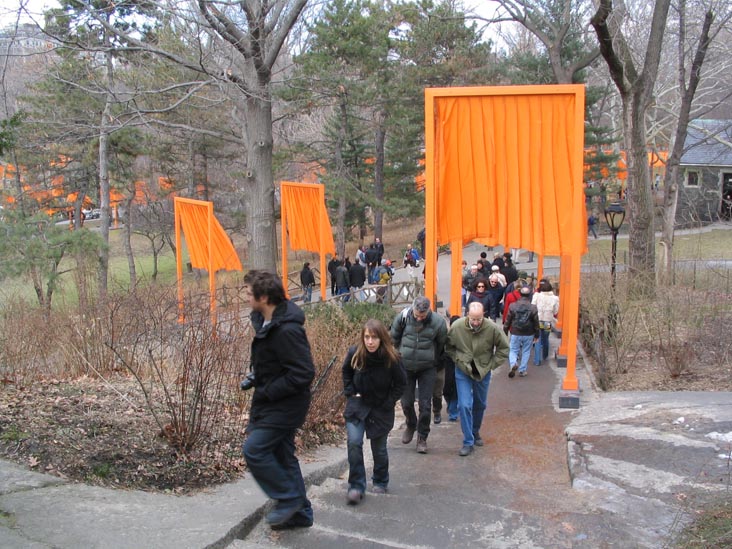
[641,288,695,378]
[0,298,68,385]
[579,274,645,388]
[104,284,250,456]
[581,273,732,388]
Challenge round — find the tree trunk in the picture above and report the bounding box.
[625,93,656,292]
[373,111,386,239]
[333,90,348,258]
[242,91,277,272]
[97,45,113,297]
[123,193,136,290]
[591,0,672,297]
[660,6,715,282]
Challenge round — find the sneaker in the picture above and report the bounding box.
[519,371,527,377]
[508,364,518,378]
[416,436,428,454]
[347,489,363,505]
[448,416,458,422]
[433,413,442,424]
[402,426,416,444]
[473,435,484,447]
[372,485,387,494]
[459,445,473,456]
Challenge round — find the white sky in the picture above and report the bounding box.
[2,0,58,28]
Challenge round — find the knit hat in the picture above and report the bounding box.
[491,265,500,271]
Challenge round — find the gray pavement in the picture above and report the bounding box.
[2,232,732,548]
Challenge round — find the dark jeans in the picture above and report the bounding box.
[432,367,445,414]
[346,419,389,493]
[243,426,311,517]
[401,367,436,439]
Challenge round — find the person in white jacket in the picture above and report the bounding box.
[531,279,560,365]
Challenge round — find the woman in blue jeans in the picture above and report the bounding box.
[342,319,406,505]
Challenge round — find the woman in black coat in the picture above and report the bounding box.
[464,278,491,317]
[342,319,406,505]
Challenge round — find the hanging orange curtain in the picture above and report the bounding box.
[176,198,242,272]
[434,93,585,257]
[280,183,335,253]
[280,182,335,301]
[174,197,242,325]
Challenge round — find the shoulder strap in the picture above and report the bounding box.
[400,307,411,330]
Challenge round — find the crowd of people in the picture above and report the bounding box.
[243,245,560,530]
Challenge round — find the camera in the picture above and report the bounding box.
[240,372,256,391]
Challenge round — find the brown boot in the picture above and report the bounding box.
[402,426,415,444]
[416,436,427,454]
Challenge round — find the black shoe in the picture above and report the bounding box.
[270,510,313,530]
[266,503,304,528]
[433,413,442,424]
[508,364,518,378]
[459,445,473,456]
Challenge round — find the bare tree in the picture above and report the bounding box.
[70,0,308,272]
[659,2,727,282]
[591,0,672,296]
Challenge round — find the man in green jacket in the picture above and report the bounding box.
[445,302,509,456]
[390,296,447,454]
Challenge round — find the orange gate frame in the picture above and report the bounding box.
[424,84,587,397]
[280,182,335,301]
[174,197,243,325]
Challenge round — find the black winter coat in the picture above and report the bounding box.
[300,266,315,287]
[342,346,406,439]
[349,263,367,287]
[248,300,315,431]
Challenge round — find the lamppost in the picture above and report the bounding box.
[604,202,626,290]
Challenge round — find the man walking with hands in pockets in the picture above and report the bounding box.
[445,302,509,456]
[390,296,447,454]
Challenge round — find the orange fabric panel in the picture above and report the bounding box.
[280,183,335,254]
[434,93,585,257]
[176,199,242,272]
[110,189,126,205]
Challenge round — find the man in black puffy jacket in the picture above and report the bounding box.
[390,296,447,454]
[242,270,315,530]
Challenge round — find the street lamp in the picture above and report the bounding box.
[604,202,626,290]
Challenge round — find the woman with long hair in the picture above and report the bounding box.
[342,319,406,505]
[464,278,491,318]
[532,279,560,365]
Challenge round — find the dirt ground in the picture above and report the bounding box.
[595,346,732,392]
[0,377,251,493]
